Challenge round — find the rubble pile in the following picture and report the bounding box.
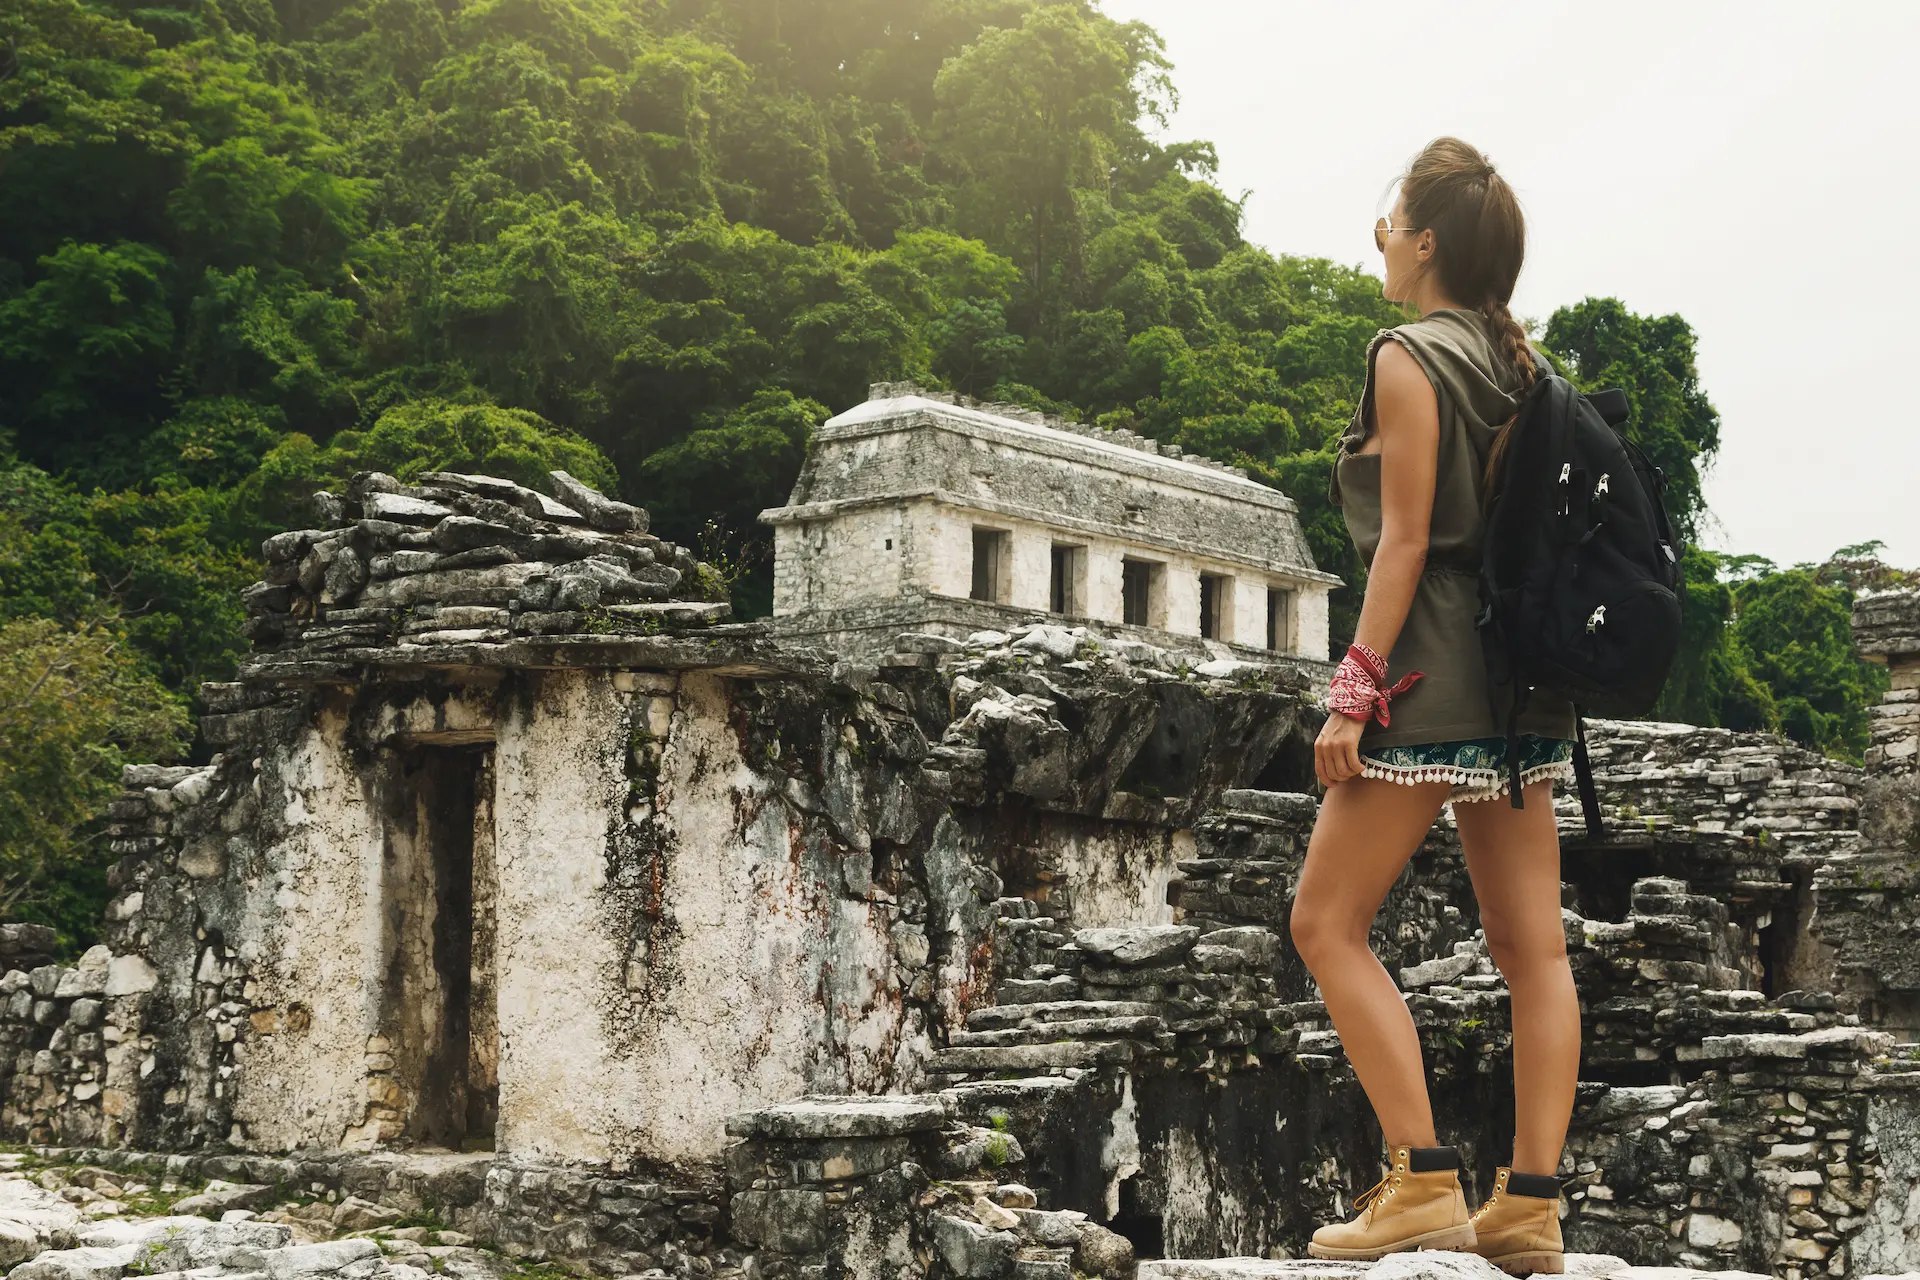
[239,469,729,657]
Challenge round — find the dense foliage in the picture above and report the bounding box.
[0,0,1891,940]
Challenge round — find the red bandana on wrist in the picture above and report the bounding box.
[1326,642,1425,727]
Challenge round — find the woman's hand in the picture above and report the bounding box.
[1315,712,1367,789]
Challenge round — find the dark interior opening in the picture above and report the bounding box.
[1560,847,1658,922]
[1757,898,1796,999]
[971,528,1007,603]
[1122,559,1154,627]
[1266,587,1293,652]
[1116,686,1213,799]
[1249,726,1318,793]
[1050,544,1079,615]
[387,744,498,1150]
[1585,1058,1682,1089]
[1108,1174,1165,1260]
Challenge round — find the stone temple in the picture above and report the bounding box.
[761,384,1336,672]
[1,435,1919,1280]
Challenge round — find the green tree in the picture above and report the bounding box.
[933,4,1169,292]
[0,617,189,944]
[0,466,254,691]
[1543,298,1721,541]
[1654,546,1776,733]
[252,399,619,515]
[637,387,828,614]
[1731,564,1884,758]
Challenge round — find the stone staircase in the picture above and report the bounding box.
[928,916,1301,1081]
[928,790,1323,1084]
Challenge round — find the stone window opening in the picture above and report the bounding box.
[1266,586,1295,653]
[1121,558,1163,628]
[971,527,1011,604]
[380,743,499,1151]
[1199,573,1232,640]
[1050,544,1085,616]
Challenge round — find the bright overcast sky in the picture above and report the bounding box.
[1102,0,1919,570]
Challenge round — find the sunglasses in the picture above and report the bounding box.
[1374,216,1422,252]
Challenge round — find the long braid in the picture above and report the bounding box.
[1481,297,1536,389]
[1478,295,1532,505]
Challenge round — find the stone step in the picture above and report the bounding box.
[995,976,1081,1004]
[928,1041,1135,1073]
[937,1075,1085,1120]
[947,1016,1166,1048]
[724,1093,951,1139]
[1174,858,1297,876]
[967,1000,1164,1031]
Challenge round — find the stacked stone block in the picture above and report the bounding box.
[239,468,727,657]
[0,943,164,1149]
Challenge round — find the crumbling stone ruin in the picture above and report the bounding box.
[3,461,1920,1280]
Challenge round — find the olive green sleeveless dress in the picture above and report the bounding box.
[1330,309,1576,799]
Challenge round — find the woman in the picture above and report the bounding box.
[1294,137,1577,1276]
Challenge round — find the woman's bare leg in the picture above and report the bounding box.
[1291,775,1454,1148]
[1453,779,1580,1177]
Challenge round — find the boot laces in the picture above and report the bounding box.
[1352,1173,1396,1220]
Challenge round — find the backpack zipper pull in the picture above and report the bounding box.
[1586,604,1606,633]
[1558,463,1571,515]
[1595,473,1610,495]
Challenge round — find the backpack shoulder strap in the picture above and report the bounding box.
[1573,713,1604,839]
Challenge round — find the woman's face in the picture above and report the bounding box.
[1378,198,1434,304]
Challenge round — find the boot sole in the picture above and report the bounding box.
[1308,1223,1479,1260]
[1484,1250,1565,1275]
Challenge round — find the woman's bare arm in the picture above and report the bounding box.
[1353,340,1439,659]
[1314,338,1439,786]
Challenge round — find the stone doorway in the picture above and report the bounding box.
[380,743,500,1150]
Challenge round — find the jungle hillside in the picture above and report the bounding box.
[0,0,1891,940]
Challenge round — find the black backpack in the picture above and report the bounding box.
[1478,373,1683,837]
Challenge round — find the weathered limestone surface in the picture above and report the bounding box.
[7,481,1920,1280]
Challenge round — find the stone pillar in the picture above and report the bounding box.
[925,508,975,599]
[1084,543,1125,624]
[1007,525,1052,612]
[1228,578,1269,650]
[1297,584,1332,664]
[1162,564,1200,636]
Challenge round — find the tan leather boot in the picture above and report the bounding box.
[1468,1167,1565,1274]
[1308,1145,1477,1260]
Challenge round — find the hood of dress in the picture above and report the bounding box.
[1383,309,1529,438]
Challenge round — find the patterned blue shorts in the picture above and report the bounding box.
[1357,734,1575,805]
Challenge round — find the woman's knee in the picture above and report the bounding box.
[1288,900,1359,969]
[1481,916,1569,979]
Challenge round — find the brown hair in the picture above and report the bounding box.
[1395,136,1535,491]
